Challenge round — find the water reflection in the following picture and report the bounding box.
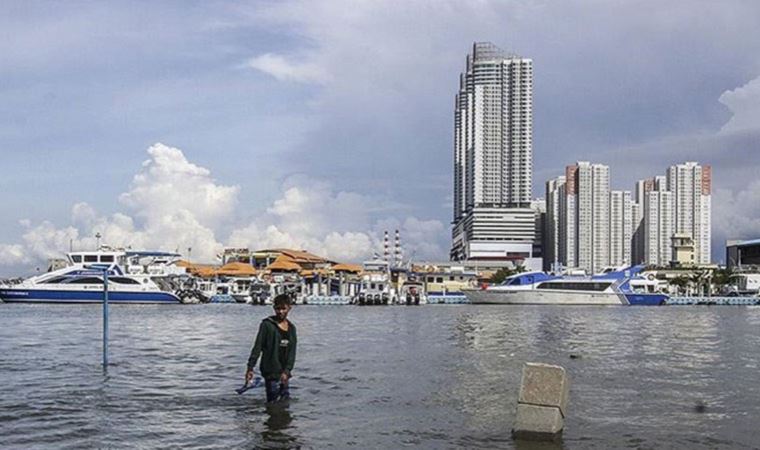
[262,403,295,447]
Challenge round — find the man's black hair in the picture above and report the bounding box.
[273,293,292,307]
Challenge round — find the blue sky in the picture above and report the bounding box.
[1,1,760,274]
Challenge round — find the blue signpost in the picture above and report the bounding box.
[102,267,109,371]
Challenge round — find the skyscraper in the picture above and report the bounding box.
[451,42,535,263]
[609,190,633,266]
[667,162,711,264]
[562,162,611,274]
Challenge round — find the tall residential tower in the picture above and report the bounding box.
[451,42,536,263]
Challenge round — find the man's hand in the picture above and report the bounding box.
[245,369,254,384]
[279,372,289,384]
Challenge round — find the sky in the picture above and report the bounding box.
[1,0,760,275]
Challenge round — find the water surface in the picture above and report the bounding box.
[1,304,759,449]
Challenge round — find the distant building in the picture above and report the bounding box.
[644,188,674,266]
[562,162,611,274]
[667,162,711,264]
[531,199,546,261]
[726,239,760,269]
[451,42,536,265]
[544,176,566,270]
[609,190,633,267]
[544,161,712,269]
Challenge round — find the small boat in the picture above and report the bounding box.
[355,260,395,305]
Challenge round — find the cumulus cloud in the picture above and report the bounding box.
[247,53,330,84]
[719,75,760,134]
[0,143,446,273]
[229,176,446,262]
[119,143,240,227]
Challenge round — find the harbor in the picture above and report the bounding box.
[2,240,759,307]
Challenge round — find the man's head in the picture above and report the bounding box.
[273,294,292,321]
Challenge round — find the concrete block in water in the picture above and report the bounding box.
[513,362,569,442]
[513,404,564,439]
[518,363,569,417]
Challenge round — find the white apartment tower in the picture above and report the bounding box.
[451,42,536,263]
[544,176,566,270]
[666,162,712,264]
[644,188,674,266]
[609,190,633,266]
[561,162,611,274]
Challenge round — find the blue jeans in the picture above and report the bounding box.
[265,378,290,403]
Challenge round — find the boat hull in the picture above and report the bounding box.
[0,288,181,304]
[464,289,625,305]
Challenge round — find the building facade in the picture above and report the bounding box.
[451,42,536,264]
[666,162,711,264]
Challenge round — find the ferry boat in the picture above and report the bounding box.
[464,266,667,306]
[0,264,181,304]
[0,248,183,304]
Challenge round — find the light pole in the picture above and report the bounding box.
[95,232,102,250]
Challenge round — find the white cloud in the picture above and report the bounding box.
[119,143,240,227]
[719,75,760,134]
[247,53,330,84]
[0,143,447,272]
[0,244,30,266]
[713,181,760,247]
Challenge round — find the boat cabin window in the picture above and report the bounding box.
[537,281,611,292]
[71,255,82,263]
[370,283,376,290]
[84,255,98,263]
[109,277,140,285]
[449,276,455,281]
[100,255,114,263]
[427,276,434,282]
[436,277,443,283]
[68,277,103,284]
[41,277,67,284]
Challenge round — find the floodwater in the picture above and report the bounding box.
[1,304,760,449]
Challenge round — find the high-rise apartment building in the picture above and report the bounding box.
[554,162,611,274]
[644,189,674,266]
[451,42,536,264]
[609,190,633,266]
[544,176,566,270]
[667,162,711,264]
[544,161,712,270]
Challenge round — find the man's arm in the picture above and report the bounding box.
[285,324,297,376]
[247,321,267,371]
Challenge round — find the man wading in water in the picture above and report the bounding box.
[245,294,297,403]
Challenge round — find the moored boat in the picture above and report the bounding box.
[464,266,668,306]
[0,264,181,304]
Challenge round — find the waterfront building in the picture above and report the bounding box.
[609,190,633,267]
[726,238,760,269]
[561,162,611,274]
[643,188,674,266]
[531,199,546,262]
[544,176,566,270]
[667,162,711,264]
[631,201,644,264]
[451,42,536,265]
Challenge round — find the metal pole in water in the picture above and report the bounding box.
[103,267,109,370]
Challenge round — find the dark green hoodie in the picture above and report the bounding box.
[247,316,297,380]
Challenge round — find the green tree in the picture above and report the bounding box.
[489,264,525,284]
